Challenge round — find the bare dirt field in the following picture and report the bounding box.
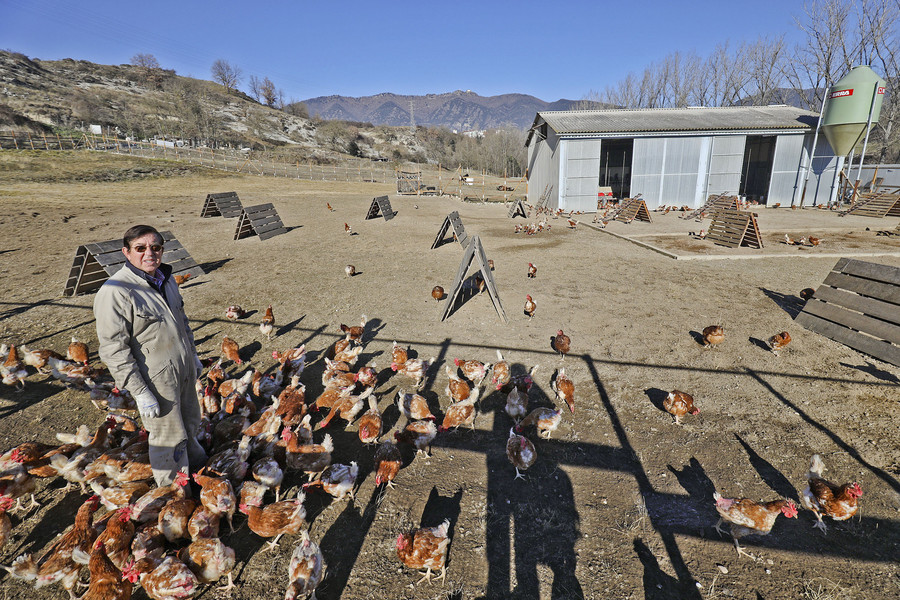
[1,152,899,600]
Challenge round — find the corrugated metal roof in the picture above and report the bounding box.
[534,106,819,137]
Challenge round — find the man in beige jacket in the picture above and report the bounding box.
[94,225,207,487]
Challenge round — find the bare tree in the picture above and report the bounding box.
[784,0,856,109]
[247,75,261,102]
[860,0,900,161]
[260,77,277,107]
[130,53,160,70]
[745,36,788,105]
[130,53,164,87]
[210,59,242,92]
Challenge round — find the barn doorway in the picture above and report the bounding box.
[740,135,776,203]
[599,139,633,199]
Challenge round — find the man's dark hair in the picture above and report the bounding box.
[123,225,163,249]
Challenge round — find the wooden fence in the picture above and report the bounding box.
[0,131,523,198]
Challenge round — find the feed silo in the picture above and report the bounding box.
[821,65,887,156]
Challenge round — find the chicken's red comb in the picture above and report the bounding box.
[0,496,14,510]
[782,500,799,518]
[9,448,23,462]
[87,494,100,504]
[850,482,863,497]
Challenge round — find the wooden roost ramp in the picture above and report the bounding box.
[365,195,395,221]
[615,198,652,223]
[441,235,507,324]
[507,199,528,219]
[432,211,469,249]
[706,209,763,248]
[681,193,738,220]
[64,231,203,296]
[840,192,900,218]
[234,203,287,240]
[200,192,243,218]
[795,258,900,367]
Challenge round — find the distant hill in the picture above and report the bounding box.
[300,90,606,130]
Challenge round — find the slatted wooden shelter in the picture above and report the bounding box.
[681,193,739,220]
[795,258,900,367]
[365,195,395,221]
[234,203,288,240]
[64,231,203,296]
[432,211,469,249]
[840,192,900,218]
[507,199,528,219]
[615,198,652,223]
[200,192,243,218]
[706,209,763,248]
[441,235,506,323]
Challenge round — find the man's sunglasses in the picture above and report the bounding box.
[132,244,164,253]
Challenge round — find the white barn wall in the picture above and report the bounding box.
[526,129,560,208]
[706,136,745,197]
[632,136,707,209]
[631,138,665,207]
[768,134,806,206]
[560,139,601,211]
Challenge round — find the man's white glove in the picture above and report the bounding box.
[135,390,160,419]
[194,355,203,373]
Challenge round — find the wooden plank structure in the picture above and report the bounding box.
[795,258,900,367]
[706,209,763,248]
[839,192,900,218]
[431,211,469,249]
[200,192,243,218]
[234,203,288,241]
[441,235,507,324]
[535,184,553,211]
[365,195,396,221]
[615,198,653,223]
[507,199,528,219]
[64,231,203,296]
[681,193,739,220]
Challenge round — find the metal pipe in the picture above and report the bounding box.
[798,90,829,207]
[854,80,881,182]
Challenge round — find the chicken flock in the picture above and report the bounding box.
[0,247,868,597]
[0,313,591,598]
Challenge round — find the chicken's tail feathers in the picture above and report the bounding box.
[436,518,450,537]
[1,553,38,579]
[469,386,481,404]
[496,349,504,361]
[808,454,825,480]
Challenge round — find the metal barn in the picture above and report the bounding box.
[525,106,841,211]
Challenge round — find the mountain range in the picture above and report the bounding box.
[300,90,600,131]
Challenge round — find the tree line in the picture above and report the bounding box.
[580,0,899,162]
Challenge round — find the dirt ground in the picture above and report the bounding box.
[1,152,899,600]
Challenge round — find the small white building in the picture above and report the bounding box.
[525,106,841,211]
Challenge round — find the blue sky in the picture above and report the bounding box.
[2,0,808,102]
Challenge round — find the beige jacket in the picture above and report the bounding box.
[94,263,197,398]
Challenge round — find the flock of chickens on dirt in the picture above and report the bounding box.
[0,302,578,600]
[0,206,866,598]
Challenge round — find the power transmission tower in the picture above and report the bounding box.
[409,99,416,135]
